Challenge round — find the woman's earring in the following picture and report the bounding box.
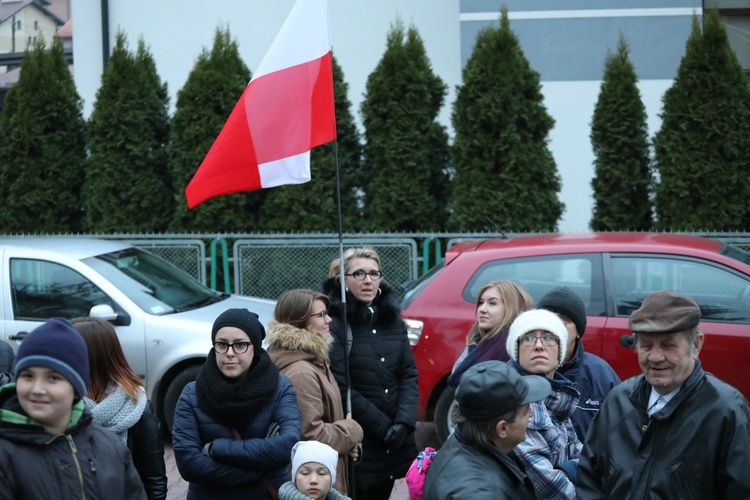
[345,286,349,292]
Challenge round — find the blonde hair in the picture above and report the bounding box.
[328,247,382,278]
[466,280,534,346]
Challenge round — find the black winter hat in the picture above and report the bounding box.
[211,308,266,352]
[537,287,587,337]
[14,317,90,399]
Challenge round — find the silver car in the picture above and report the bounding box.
[0,237,276,429]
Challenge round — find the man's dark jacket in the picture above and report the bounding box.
[577,360,750,499]
[424,428,536,500]
[558,339,620,441]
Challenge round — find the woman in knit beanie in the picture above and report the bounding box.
[267,289,363,496]
[171,308,302,499]
[72,317,167,500]
[505,309,582,500]
[0,317,146,499]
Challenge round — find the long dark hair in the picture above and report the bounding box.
[274,288,330,329]
[71,317,143,403]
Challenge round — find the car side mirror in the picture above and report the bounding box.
[89,304,118,322]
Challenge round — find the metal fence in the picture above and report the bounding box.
[95,232,750,300]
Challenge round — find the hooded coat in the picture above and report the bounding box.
[0,384,146,499]
[323,278,419,491]
[267,322,363,495]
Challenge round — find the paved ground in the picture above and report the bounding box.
[165,422,440,499]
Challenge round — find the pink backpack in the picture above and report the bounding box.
[405,447,438,500]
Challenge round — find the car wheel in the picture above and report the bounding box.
[434,385,458,444]
[162,364,202,433]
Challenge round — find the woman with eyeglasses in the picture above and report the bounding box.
[323,247,418,500]
[505,309,582,500]
[172,308,301,499]
[266,289,363,496]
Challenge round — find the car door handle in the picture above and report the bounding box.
[620,334,636,349]
[8,331,29,341]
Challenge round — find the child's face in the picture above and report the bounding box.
[16,366,75,435]
[295,462,332,499]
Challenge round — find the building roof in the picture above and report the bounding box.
[56,16,70,38]
[0,0,63,26]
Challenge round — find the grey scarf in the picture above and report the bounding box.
[84,385,147,443]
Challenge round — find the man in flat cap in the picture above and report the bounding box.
[423,360,550,499]
[577,290,750,499]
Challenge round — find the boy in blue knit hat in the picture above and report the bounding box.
[0,318,146,499]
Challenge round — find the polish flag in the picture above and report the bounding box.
[185,0,336,209]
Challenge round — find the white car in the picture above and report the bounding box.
[0,236,276,429]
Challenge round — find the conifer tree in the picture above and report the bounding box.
[653,11,750,230]
[590,35,652,231]
[360,20,450,231]
[169,27,267,232]
[259,54,361,232]
[0,38,85,233]
[83,32,172,232]
[449,7,563,232]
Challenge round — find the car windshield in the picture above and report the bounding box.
[84,247,225,315]
[401,262,445,310]
[720,243,750,266]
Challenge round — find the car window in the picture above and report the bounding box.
[11,259,113,320]
[611,256,750,323]
[464,254,605,315]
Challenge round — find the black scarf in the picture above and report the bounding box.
[195,348,280,429]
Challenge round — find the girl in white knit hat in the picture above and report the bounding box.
[506,309,583,500]
[279,440,351,500]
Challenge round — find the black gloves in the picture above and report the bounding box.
[384,422,409,448]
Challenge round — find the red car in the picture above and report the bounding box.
[401,232,750,441]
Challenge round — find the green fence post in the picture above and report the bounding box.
[209,238,231,293]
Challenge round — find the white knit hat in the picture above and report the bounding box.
[291,440,338,487]
[506,309,568,366]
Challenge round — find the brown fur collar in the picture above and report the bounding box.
[266,322,332,362]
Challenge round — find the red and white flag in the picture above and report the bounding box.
[185,0,336,209]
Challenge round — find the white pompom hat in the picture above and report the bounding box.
[506,309,568,366]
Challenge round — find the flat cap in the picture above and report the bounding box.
[629,290,701,334]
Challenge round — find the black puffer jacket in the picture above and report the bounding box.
[323,278,419,490]
[127,402,167,500]
[577,361,750,499]
[0,385,146,499]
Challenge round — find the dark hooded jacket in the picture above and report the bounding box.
[577,361,750,499]
[558,339,620,441]
[0,384,146,499]
[323,278,419,490]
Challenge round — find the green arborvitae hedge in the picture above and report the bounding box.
[169,27,267,232]
[0,38,85,233]
[449,8,563,232]
[360,20,451,232]
[653,11,750,231]
[83,33,172,233]
[590,36,652,231]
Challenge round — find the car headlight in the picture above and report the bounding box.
[404,318,424,346]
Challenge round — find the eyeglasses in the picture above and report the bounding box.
[519,334,559,347]
[213,341,251,354]
[345,270,382,281]
[309,310,329,319]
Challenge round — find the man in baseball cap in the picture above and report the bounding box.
[423,361,550,499]
[577,290,750,498]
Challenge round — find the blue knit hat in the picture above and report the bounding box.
[14,318,90,399]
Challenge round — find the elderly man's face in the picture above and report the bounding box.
[636,331,703,394]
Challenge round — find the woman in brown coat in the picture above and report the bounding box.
[267,289,363,496]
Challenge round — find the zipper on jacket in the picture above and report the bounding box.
[66,434,87,500]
